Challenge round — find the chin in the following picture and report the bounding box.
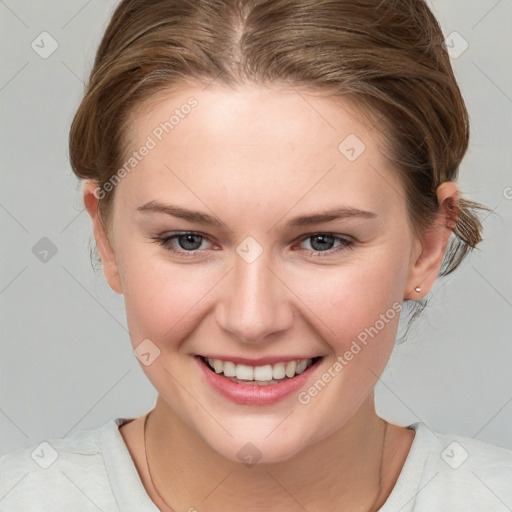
[208,433,308,466]
[191,412,326,466]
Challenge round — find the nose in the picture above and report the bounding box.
[216,251,294,344]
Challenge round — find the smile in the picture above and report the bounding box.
[201,356,320,384]
[195,355,324,405]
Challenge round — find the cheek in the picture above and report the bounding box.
[119,255,221,347]
[290,252,407,361]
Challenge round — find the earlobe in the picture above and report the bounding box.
[82,180,123,295]
[404,182,459,300]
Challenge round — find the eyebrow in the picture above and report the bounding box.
[137,201,377,227]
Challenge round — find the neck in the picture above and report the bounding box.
[144,393,392,512]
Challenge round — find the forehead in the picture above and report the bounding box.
[126,83,380,156]
[118,83,405,222]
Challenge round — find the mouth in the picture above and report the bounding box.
[199,355,323,385]
[194,355,325,405]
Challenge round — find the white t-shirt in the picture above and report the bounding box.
[1,417,511,511]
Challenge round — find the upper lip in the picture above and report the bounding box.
[197,354,323,366]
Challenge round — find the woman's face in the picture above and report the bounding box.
[94,84,424,463]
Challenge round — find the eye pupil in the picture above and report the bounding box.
[310,234,335,251]
[178,233,202,250]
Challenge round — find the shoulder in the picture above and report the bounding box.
[0,418,128,512]
[409,422,512,509]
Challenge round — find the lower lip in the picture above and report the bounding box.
[195,356,323,406]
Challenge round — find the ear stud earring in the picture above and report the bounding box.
[415,287,422,293]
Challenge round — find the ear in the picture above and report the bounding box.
[404,182,459,300]
[82,180,123,294]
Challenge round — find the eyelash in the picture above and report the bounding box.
[151,231,354,258]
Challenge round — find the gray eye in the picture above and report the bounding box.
[177,233,204,250]
[308,234,336,251]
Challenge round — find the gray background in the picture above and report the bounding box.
[1,0,511,457]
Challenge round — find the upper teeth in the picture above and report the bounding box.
[205,357,314,381]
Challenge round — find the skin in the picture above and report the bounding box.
[83,83,459,511]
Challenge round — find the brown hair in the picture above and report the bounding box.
[69,0,489,298]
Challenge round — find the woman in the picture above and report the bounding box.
[1,0,511,510]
